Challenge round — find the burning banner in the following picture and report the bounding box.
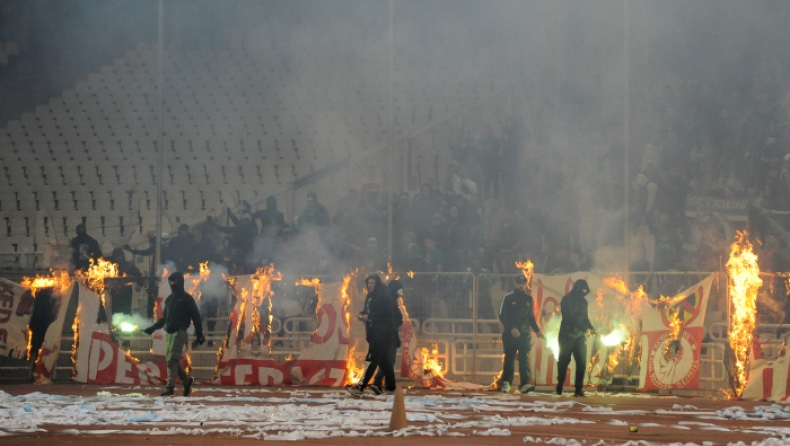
[638,275,714,391]
[0,279,37,360]
[72,280,163,384]
[212,272,350,386]
[24,272,76,384]
[742,336,790,401]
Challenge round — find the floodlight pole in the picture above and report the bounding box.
[155,0,164,277]
[387,0,395,264]
[623,0,631,283]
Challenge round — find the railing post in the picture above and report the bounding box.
[471,272,478,382]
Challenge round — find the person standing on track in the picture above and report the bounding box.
[369,279,405,394]
[556,279,596,397]
[142,272,205,397]
[498,274,544,393]
[347,274,397,396]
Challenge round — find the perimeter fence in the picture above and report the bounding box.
[2,269,785,394]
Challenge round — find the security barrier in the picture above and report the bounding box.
[0,269,768,393]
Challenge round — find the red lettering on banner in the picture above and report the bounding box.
[0,309,11,323]
[215,359,348,386]
[0,329,6,344]
[0,290,13,308]
[764,368,774,400]
[310,304,336,344]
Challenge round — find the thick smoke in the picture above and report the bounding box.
[3,1,790,281]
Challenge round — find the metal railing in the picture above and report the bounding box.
[0,269,754,392]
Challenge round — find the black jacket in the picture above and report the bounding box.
[559,279,595,341]
[360,275,396,342]
[145,290,203,336]
[499,288,542,337]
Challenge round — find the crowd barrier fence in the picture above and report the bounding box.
[0,269,781,393]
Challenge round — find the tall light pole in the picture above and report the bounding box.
[623,0,631,278]
[154,0,164,276]
[386,0,395,263]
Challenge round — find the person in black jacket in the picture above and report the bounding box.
[556,279,596,397]
[498,274,544,393]
[70,224,102,272]
[142,272,205,397]
[370,279,405,394]
[347,274,397,396]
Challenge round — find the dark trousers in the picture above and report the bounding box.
[373,340,398,387]
[501,331,531,386]
[557,335,587,390]
[360,336,396,391]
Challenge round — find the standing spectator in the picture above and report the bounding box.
[454,166,478,203]
[497,274,544,393]
[478,123,501,199]
[252,196,286,237]
[556,279,596,397]
[347,274,397,396]
[142,272,205,397]
[361,237,388,272]
[209,211,258,267]
[169,224,199,273]
[70,224,101,272]
[299,192,330,229]
[411,183,442,230]
[123,231,172,271]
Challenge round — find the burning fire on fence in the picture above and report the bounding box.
[385,263,400,281]
[726,230,762,398]
[77,258,121,298]
[515,260,534,288]
[21,270,71,293]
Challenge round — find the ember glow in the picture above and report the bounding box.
[345,342,365,385]
[726,230,762,398]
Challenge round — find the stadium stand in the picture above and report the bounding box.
[0,38,508,269]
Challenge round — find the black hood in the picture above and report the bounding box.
[168,272,186,294]
[571,279,590,296]
[388,279,403,297]
[365,274,385,294]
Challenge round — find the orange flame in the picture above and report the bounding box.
[22,270,71,293]
[345,341,366,385]
[515,260,534,288]
[726,230,762,398]
[385,263,400,281]
[406,271,415,279]
[421,346,444,378]
[71,304,81,377]
[77,258,121,299]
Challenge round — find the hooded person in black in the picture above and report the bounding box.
[143,272,205,396]
[370,279,405,393]
[347,274,397,396]
[498,274,544,393]
[252,196,286,236]
[70,224,102,272]
[556,279,596,397]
